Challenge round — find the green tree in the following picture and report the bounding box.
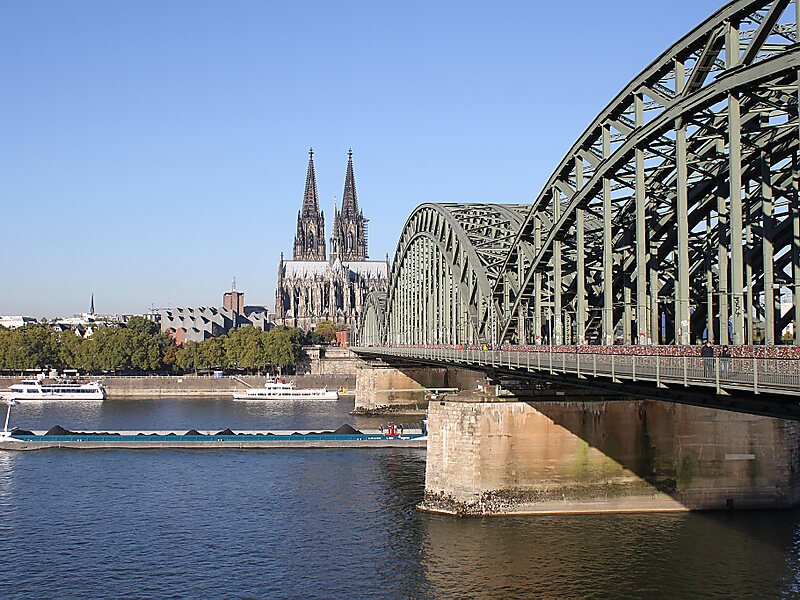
[13,325,58,369]
[224,327,267,370]
[202,337,225,368]
[56,330,90,370]
[125,316,159,336]
[91,327,132,371]
[312,321,337,344]
[162,341,178,369]
[175,341,203,372]
[266,326,302,371]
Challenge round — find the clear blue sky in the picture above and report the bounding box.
[1,0,722,317]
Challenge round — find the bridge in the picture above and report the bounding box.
[355,0,800,421]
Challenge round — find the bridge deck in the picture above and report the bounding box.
[354,346,800,399]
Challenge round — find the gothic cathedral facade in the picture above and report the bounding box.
[275,149,389,332]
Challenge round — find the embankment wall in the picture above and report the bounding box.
[0,374,356,398]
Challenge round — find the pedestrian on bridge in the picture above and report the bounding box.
[720,345,731,378]
[701,340,715,378]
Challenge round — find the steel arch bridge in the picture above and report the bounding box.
[355,0,800,412]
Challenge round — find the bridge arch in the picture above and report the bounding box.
[490,0,800,346]
[358,291,387,347]
[360,203,528,345]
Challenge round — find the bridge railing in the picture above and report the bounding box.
[355,346,800,397]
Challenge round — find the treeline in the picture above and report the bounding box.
[175,326,303,372]
[0,316,318,374]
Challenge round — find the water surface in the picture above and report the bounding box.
[1,397,799,598]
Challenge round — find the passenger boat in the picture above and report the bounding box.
[6,379,107,401]
[233,378,338,401]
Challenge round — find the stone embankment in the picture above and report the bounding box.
[0,375,356,398]
[351,402,428,416]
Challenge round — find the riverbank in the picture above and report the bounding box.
[351,403,428,416]
[0,375,356,398]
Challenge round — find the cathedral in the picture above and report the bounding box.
[275,149,389,333]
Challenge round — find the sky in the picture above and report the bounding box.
[1,0,723,318]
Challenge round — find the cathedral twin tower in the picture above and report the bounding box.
[293,148,368,263]
[275,149,389,333]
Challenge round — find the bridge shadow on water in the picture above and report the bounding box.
[417,507,800,597]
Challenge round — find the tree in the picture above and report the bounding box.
[266,326,302,371]
[202,337,225,369]
[312,321,337,344]
[162,342,178,369]
[125,316,159,336]
[56,330,91,371]
[12,325,58,369]
[175,341,203,372]
[91,327,133,371]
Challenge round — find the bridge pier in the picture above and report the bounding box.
[353,363,484,414]
[421,394,800,515]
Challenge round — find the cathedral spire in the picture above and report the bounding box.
[341,148,359,216]
[330,149,367,262]
[301,147,320,216]
[293,148,326,261]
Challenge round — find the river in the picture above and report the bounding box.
[1,397,799,598]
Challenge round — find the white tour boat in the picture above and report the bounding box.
[233,378,338,401]
[6,379,107,401]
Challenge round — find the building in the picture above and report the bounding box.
[161,283,271,345]
[0,316,38,329]
[223,278,245,314]
[275,149,389,333]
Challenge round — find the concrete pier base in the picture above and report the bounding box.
[421,397,800,515]
[353,363,483,413]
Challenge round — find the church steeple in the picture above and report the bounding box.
[293,148,327,261]
[331,149,368,262]
[341,148,359,216]
[301,148,320,216]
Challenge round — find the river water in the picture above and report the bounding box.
[2,397,800,598]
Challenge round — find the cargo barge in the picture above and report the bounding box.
[0,398,425,451]
[0,432,426,451]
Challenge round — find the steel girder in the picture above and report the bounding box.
[492,0,800,346]
[358,291,387,346]
[364,203,528,345]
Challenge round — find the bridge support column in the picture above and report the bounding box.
[353,363,484,414]
[634,92,649,345]
[727,20,746,344]
[762,152,776,346]
[793,154,800,346]
[421,397,800,516]
[533,214,543,345]
[717,155,731,346]
[602,126,615,345]
[575,156,587,345]
[552,186,563,345]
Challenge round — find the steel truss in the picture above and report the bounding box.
[364,204,528,346]
[359,0,800,350]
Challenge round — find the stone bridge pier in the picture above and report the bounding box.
[422,391,800,516]
[353,361,484,414]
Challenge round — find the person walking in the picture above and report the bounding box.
[720,345,731,378]
[701,340,715,378]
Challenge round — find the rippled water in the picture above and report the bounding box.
[2,398,800,598]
